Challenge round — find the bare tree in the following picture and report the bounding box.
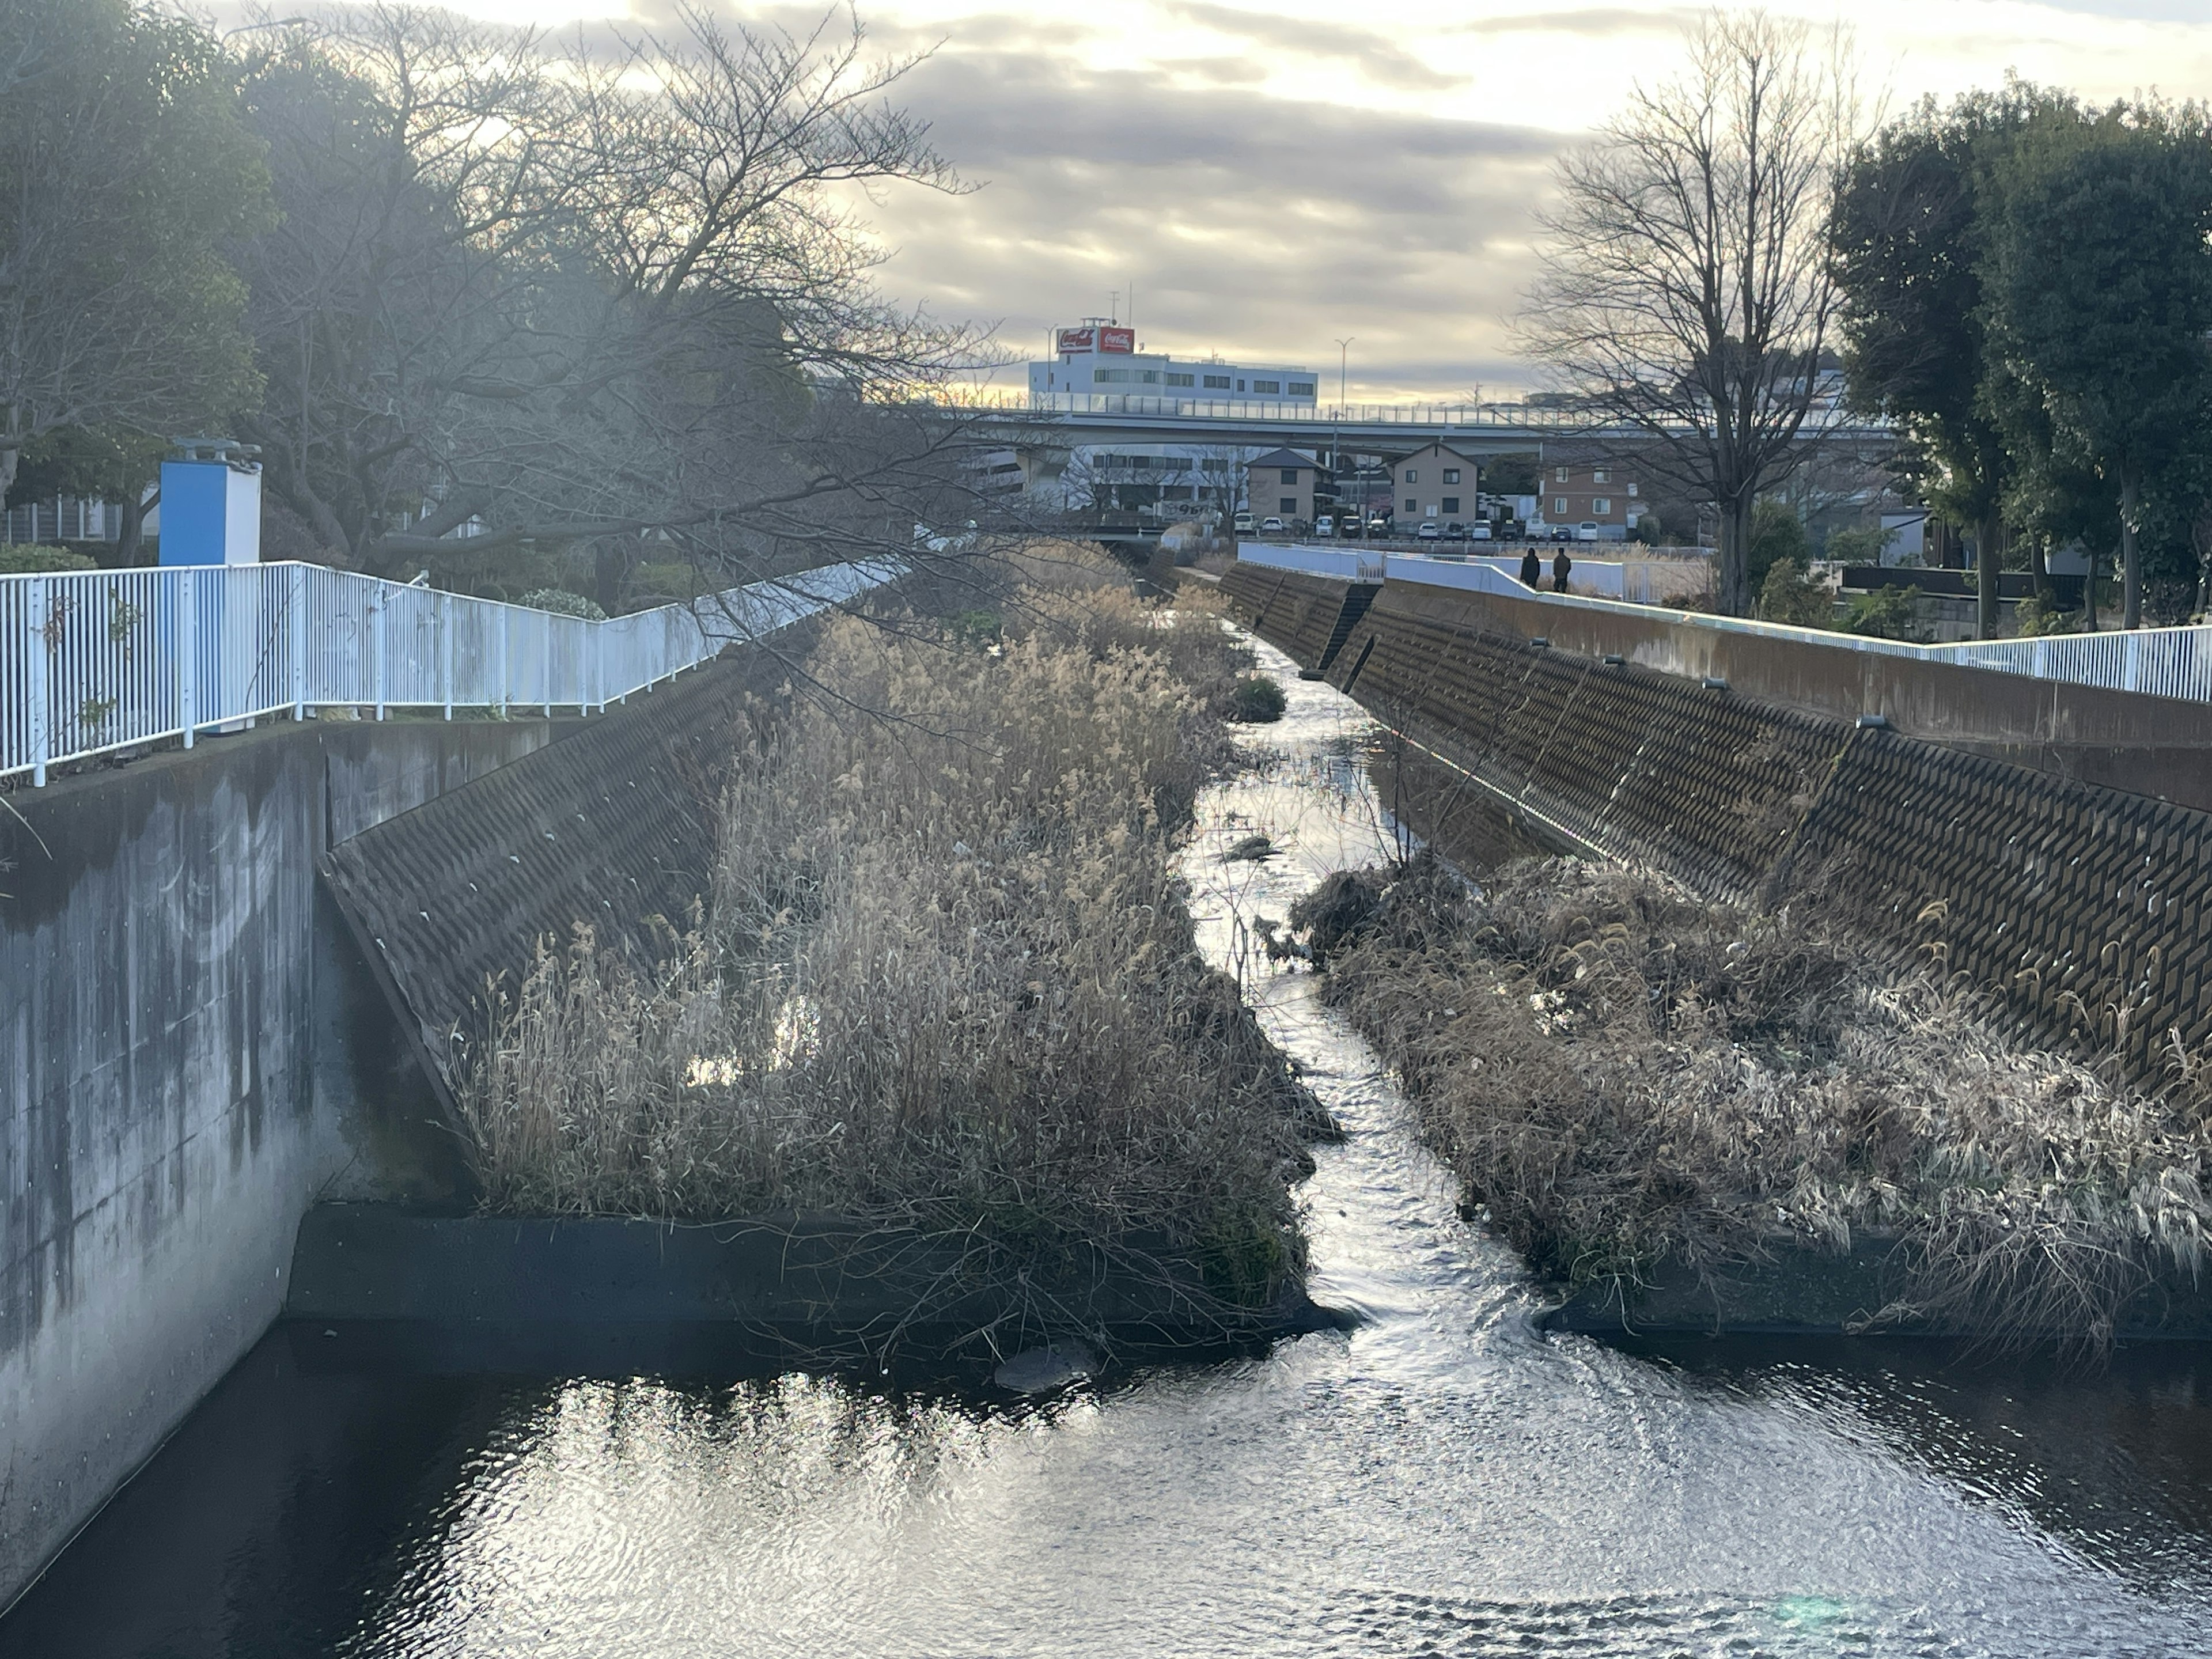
[233,4,997,582]
[0,0,267,494]
[1520,9,1861,613]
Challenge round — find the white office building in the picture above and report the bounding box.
[1029,321,1319,407]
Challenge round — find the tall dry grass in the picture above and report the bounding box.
[1304,853,2212,1349]
[459,571,1315,1317]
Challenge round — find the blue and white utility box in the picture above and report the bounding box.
[157,439,267,732]
[157,438,262,566]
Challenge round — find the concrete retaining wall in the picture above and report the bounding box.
[0,713,562,1606]
[1222,560,2212,1082]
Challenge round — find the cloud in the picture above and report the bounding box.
[1161,3,1462,90]
[1444,7,1696,38]
[854,51,1564,396]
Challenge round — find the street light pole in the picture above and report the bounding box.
[1333,336,1355,481]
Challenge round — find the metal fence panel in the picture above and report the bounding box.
[1,559,899,785]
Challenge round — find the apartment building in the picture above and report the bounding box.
[1540,461,1645,539]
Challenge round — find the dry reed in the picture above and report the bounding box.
[458,567,1315,1319]
[1303,852,2212,1349]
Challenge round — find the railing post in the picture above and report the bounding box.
[291,565,307,718]
[497,605,509,716]
[26,576,48,787]
[373,590,387,719]
[442,592,454,719]
[179,567,196,749]
[543,610,552,718]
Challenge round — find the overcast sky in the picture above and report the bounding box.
[391,2,2212,399]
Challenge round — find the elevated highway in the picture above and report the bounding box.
[931,395,1892,458]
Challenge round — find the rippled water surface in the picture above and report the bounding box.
[12,633,2212,1656]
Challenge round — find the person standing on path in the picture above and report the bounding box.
[1552,548,1573,593]
[1519,547,1542,588]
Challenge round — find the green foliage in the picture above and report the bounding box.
[1983,100,2212,622]
[1755,559,1836,627]
[0,545,97,574]
[1843,584,1926,641]
[1820,525,1893,565]
[6,426,164,511]
[1482,453,1540,496]
[1745,498,1808,596]
[2010,592,2075,636]
[1227,673,1287,724]
[946,609,1003,650]
[1832,88,2073,539]
[517,588,607,620]
[1630,517,1662,547]
[0,1,272,471]
[628,560,704,606]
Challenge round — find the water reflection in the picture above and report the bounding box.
[9,632,2212,1657]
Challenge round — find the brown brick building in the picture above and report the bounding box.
[1542,461,1645,539]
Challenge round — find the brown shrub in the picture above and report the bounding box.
[1312,853,2212,1349]
[457,589,1313,1317]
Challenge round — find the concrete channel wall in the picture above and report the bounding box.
[1222,560,2212,1082]
[0,713,577,1605]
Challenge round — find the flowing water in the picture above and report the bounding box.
[12,635,2212,1656]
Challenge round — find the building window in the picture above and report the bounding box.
[1205,374,1232,389]
[1555,467,1569,482]
[1404,498,1416,515]
[1626,482,1638,497]
[1554,496,1567,515]
[1253,380,1281,393]
[1280,497,1297,513]
[1279,468,1298,483]
[1594,498,1612,515]
[1165,372,1194,387]
[1237,380,1247,391]
[1405,469,1418,484]
[1443,468,1460,484]
[1593,468,1609,484]
[1138,370,1160,383]
[1094,369,1127,383]
[1442,497,1459,515]
[1288,381,1315,396]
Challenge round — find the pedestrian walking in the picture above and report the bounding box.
[1518,547,1542,588]
[1552,548,1573,593]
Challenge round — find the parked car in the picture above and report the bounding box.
[1469,522,1493,541]
[1233,511,1255,533]
[1368,516,1392,536]
[1442,521,1467,540]
[1260,515,1285,533]
[1416,521,1441,541]
[1314,514,1335,537]
[1577,522,1600,541]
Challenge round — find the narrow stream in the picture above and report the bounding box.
[10,634,2212,1656]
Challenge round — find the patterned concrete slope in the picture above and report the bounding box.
[320,639,804,1104]
[1230,567,2212,1086]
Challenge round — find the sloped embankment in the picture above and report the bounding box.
[449,574,1335,1357]
[1297,853,2212,1350]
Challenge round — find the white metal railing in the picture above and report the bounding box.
[1,559,898,786]
[1238,543,2212,706]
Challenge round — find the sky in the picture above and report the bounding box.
[280,1,2212,401]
